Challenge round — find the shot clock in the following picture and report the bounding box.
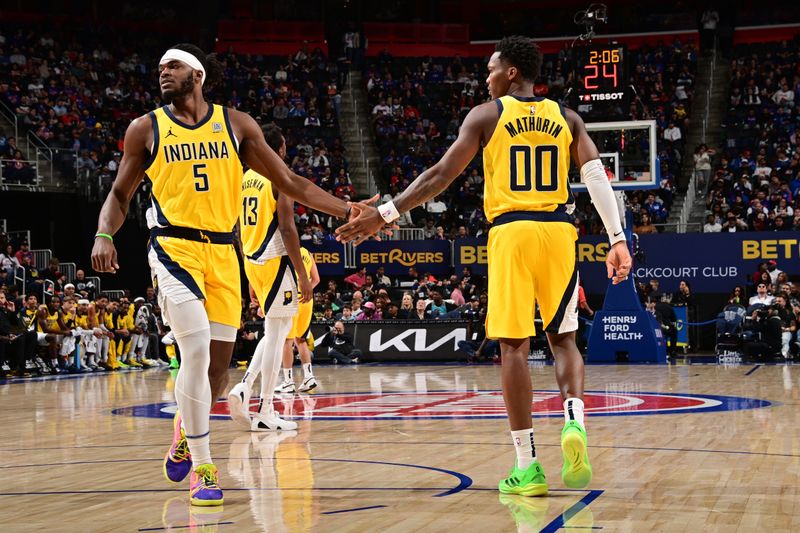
[573,43,629,120]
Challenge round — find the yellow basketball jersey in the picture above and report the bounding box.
[37,307,59,333]
[62,310,76,330]
[145,104,243,233]
[483,96,573,222]
[75,313,89,329]
[299,247,313,279]
[241,169,286,263]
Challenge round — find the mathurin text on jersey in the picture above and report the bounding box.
[162,141,231,163]
[242,177,265,191]
[503,115,564,139]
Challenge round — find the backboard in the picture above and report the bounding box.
[569,119,659,191]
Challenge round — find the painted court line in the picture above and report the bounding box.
[138,522,234,532]
[745,364,762,376]
[322,505,388,515]
[540,490,604,533]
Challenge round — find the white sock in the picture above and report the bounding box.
[564,397,585,428]
[261,318,293,414]
[243,338,266,389]
[283,367,293,382]
[187,434,211,466]
[168,299,213,466]
[511,428,536,469]
[303,363,313,378]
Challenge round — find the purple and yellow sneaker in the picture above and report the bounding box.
[190,464,224,506]
[163,411,192,483]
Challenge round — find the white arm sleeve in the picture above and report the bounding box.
[581,159,626,245]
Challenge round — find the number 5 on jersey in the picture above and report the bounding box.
[193,163,209,192]
[510,145,558,192]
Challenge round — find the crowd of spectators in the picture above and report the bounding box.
[1,222,496,375]
[715,260,800,360]
[704,35,800,232]
[0,27,357,237]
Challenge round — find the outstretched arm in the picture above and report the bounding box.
[336,103,492,244]
[91,116,151,273]
[234,110,349,219]
[566,108,630,284]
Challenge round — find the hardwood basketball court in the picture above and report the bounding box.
[1,362,797,532]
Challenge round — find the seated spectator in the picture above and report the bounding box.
[425,289,458,319]
[767,260,783,285]
[672,280,695,307]
[339,305,356,322]
[728,286,745,306]
[0,244,20,277]
[721,212,748,232]
[357,301,381,320]
[320,321,360,364]
[634,213,658,234]
[412,299,427,320]
[397,293,415,319]
[0,289,35,378]
[374,266,392,288]
[703,214,722,233]
[344,267,367,290]
[749,283,774,307]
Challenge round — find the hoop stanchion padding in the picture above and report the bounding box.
[585,217,667,364]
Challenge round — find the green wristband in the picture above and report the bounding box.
[95,233,114,242]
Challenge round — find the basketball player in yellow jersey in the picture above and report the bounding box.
[228,124,308,432]
[36,296,66,373]
[338,36,632,496]
[275,246,320,394]
[90,43,359,507]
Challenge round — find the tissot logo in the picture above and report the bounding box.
[369,328,466,352]
[583,92,624,101]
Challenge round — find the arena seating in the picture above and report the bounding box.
[0,28,355,235]
[707,36,800,232]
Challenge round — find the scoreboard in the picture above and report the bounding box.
[574,43,629,119]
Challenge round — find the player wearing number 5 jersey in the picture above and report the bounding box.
[336,36,632,497]
[91,44,355,507]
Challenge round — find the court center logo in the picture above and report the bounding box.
[113,390,772,420]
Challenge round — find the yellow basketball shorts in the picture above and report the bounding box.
[288,301,313,340]
[486,220,579,339]
[147,236,241,329]
[244,255,299,319]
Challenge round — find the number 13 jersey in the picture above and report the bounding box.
[482,96,573,222]
[145,104,243,232]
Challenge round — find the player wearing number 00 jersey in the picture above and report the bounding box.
[335,36,633,497]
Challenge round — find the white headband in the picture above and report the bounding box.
[159,49,206,86]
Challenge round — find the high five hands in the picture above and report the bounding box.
[339,195,398,245]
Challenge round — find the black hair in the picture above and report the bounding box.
[262,123,284,152]
[495,36,542,82]
[170,43,224,90]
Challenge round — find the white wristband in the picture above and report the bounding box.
[378,201,400,223]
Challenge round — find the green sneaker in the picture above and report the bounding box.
[498,460,548,496]
[117,361,130,369]
[561,421,592,488]
[169,357,180,369]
